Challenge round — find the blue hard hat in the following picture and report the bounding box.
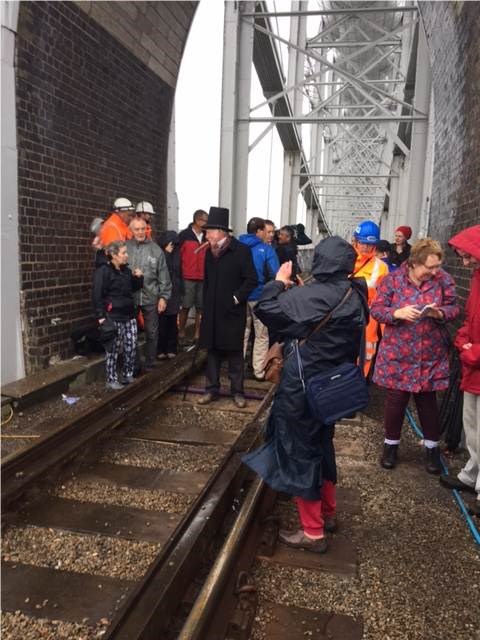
[353,220,380,244]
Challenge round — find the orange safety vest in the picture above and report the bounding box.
[352,249,389,376]
[99,212,133,246]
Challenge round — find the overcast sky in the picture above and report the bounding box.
[175,0,288,232]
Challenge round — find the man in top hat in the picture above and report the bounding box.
[198,207,257,408]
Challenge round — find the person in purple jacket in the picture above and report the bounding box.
[371,238,459,473]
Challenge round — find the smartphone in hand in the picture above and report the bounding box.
[418,303,436,317]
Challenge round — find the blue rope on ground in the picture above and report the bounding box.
[405,408,480,546]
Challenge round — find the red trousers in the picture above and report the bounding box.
[295,480,336,536]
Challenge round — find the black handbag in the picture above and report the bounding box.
[295,292,369,424]
[98,317,117,351]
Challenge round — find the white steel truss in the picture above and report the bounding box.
[219,0,432,239]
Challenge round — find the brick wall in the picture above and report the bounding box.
[419,2,480,306]
[15,1,195,372]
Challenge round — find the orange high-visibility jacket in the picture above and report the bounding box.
[99,212,133,246]
[353,251,389,375]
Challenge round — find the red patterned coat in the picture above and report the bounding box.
[371,263,459,392]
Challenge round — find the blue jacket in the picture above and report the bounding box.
[239,234,280,301]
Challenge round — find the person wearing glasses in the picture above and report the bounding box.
[371,238,459,473]
[440,225,480,517]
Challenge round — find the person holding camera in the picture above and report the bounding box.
[243,237,368,553]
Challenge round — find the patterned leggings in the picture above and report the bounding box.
[105,319,137,383]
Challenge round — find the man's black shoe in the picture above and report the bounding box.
[439,474,476,493]
[380,444,398,470]
[425,446,441,475]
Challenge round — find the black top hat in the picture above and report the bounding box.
[204,207,232,232]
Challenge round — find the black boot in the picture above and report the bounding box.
[380,444,398,470]
[425,446,441,475]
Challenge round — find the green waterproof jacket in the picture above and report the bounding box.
[126,239,172,307]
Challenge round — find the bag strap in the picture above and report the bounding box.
[296,286,367,388]
[299,287,353,347]
[358,325,366,376]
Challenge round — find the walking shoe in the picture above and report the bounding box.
[233,394,247,408]
[324,516,338,533]
[120,375,135,385]
[106,381,124,391]
[380,444,398,469]
[439,474,476,494]
[278,529,328,554]
[158,354,167,360]
[253,374,265,382]
[166,353,177,359]
[425,446,441,475]
[198,393,218,405]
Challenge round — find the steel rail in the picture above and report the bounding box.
[1,352,205,509]
[103,385,276,640]
[177,477,266,640]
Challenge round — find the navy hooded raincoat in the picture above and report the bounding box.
[242,236,369,500]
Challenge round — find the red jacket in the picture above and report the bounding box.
[449,225,480,394]
[179,224,207,280]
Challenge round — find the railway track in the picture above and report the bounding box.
[2,360,479,640]
[1,352,277,639]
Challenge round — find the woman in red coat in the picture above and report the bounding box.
[440,225,480,516]
[371,238,459,473]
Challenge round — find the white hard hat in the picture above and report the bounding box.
[135,201,156,215]
[113,197,134,212]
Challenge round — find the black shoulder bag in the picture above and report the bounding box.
[295,291,369,425]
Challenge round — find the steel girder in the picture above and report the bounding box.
[219,1,428,239]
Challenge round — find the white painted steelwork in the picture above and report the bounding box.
[219,1,434,242]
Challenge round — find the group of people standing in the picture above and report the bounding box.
[91,198,206,389]
[244,221,480,554]
[90,200,480,551]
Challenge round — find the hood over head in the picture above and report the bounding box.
[159,230,179,247]
[272,236,367,326]
[311,236,357,281]
[448,225,480,261]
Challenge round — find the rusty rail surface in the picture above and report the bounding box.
[1,351,206,509]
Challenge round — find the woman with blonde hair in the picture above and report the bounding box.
[371,238,459,473]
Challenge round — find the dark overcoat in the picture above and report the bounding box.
[243,236,369,500]
[199,237,257,351]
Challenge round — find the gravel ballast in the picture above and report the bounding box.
[56,480,195,514]
[250,387,480,640]
[2,525,160,580]
[100,439,226,473]
[1,612,109,640]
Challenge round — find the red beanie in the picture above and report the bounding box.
[395,226,412,240]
